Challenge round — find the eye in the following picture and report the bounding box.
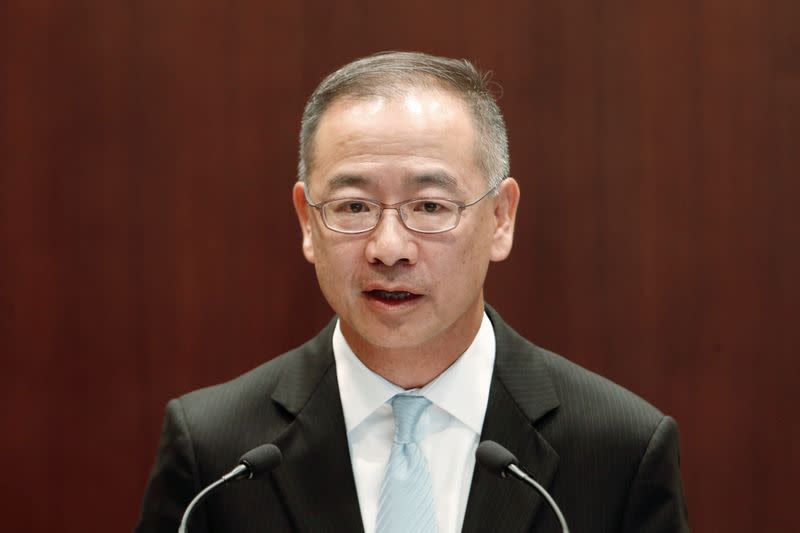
[417,201,443,213]
[330,199,373,214]
[347,201,368,213]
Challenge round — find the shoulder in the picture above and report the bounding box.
[179,345,308,412]
[173,352,285,425]
[488,306,667,446]
[163,320,337,466]
[536,345,665,442]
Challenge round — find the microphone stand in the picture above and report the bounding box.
[178,464,249,533]
[505,463,570,533]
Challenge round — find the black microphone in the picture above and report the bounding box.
[178,443,282,533]
[476,440,570,533]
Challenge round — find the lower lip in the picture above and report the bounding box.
[363,292,423,308]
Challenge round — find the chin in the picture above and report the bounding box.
[362,328,425,349]
[349,319,436,351]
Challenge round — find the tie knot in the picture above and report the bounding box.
[390,394,431,443]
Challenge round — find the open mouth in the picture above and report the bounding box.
[365,289,422,305]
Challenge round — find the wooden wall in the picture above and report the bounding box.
[1,1,797,530]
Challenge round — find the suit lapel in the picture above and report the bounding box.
[462,307,561,533]
[268,321,365,533]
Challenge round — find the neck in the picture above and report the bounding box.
[343,304,484,389]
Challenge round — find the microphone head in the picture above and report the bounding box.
[476,440,519,477]
[239,443,282,479]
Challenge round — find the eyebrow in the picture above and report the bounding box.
[406,172,460,193]
[323,174,370,195]
[322,170,461,195]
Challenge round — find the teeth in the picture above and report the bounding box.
[372,290,413,300]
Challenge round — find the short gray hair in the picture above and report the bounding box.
[297,51,510,189]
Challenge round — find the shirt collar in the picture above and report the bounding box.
[333,312,496,435]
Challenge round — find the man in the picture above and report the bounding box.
[137,52,688,532]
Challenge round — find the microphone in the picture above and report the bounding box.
[476,440,570,533]
[178,443,282,533]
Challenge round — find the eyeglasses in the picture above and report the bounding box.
[305,183,500,234]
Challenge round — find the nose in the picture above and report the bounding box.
[364,208,418,267]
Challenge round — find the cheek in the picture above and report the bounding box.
[313,238,362,283]
[459,212,495,255]
[435,238,492,289]
[456,227,495,282]
[313,248,353,310]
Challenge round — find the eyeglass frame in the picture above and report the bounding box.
[304,180,504,235]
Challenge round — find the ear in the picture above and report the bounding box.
[292,181,316,264]
[489,178,520,262]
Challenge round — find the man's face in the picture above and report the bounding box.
[293,87,519,357]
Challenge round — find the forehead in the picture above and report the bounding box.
[308,88,483,196]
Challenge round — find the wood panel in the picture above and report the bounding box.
[1,1,797,530]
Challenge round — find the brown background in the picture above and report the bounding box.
[1,1,798,531]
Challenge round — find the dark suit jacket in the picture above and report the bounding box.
[136,307,688,532]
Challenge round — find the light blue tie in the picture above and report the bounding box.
[375,394,437,533]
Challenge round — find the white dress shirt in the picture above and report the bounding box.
[332,312,496,533]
